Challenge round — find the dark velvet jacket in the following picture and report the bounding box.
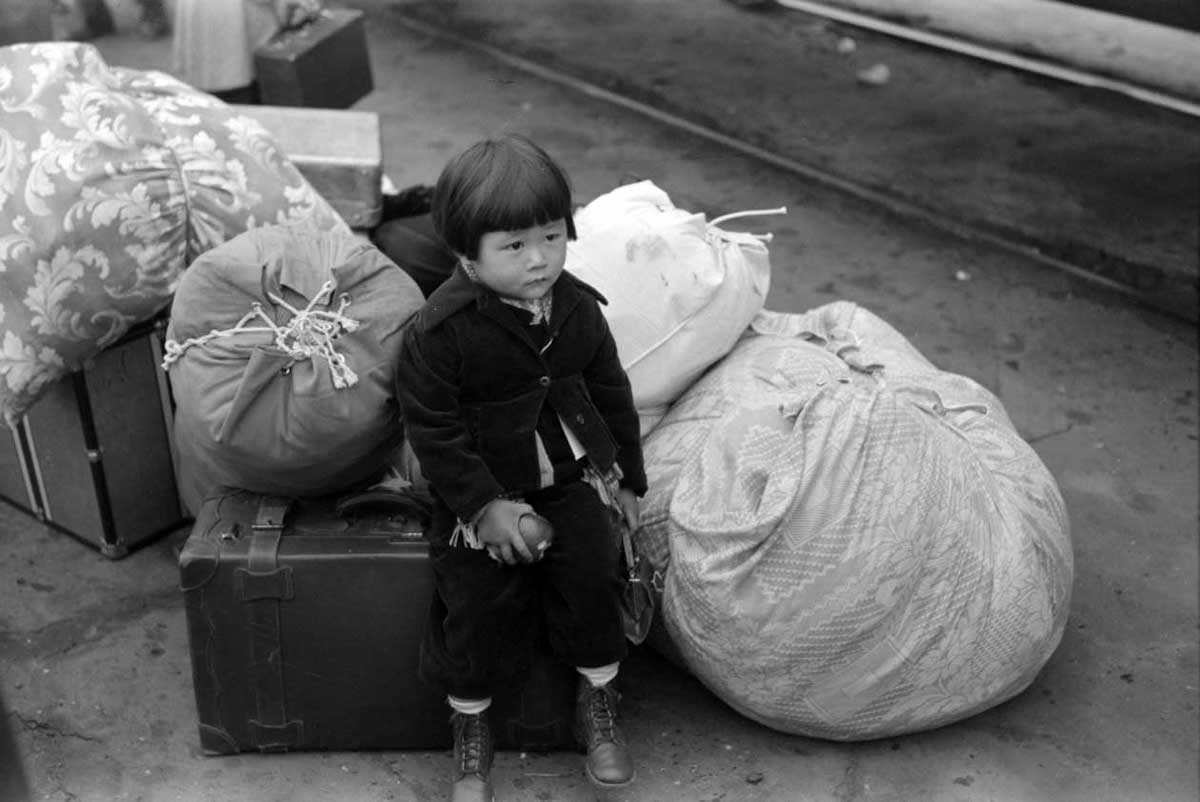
[396,266,647,523]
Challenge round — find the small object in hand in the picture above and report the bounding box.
[518,513,554,560]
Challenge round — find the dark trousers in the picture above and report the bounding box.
[419,479,628,700]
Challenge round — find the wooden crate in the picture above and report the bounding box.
[0,318,188,558]
[235,104,383,229]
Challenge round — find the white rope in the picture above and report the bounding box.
[710,206,789,243]
[161,280,362,389]
[710,206,789,227]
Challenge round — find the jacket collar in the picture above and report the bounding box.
[419,266,606,333]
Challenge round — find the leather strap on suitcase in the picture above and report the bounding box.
[238,496,302,751]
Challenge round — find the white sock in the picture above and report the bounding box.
[447,695,491,715]
[576,662,619,688]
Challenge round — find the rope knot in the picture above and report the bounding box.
[160,279,362,389]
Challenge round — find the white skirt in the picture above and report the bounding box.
[172,0,280,92]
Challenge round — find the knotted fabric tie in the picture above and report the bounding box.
[161,279,362,389]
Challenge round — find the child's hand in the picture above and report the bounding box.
[475,499,536,565]
[617,487,640,532]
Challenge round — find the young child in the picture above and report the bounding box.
[395,133,646,802]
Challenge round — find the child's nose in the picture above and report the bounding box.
[525,244,547,267]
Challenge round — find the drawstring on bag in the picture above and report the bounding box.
[161,279,362,389]
[710,206,788,243]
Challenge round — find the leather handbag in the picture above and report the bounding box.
[616,516,658,645]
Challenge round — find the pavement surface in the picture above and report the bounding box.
[1,1,1198,801]
[386,0,1200,322]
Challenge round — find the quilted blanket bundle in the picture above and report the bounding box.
[0,43,345,427]
[639,302,1073,740]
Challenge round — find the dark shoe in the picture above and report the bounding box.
[450,711,494,802]
[574,678,634,788]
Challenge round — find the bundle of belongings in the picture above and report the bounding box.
[0,42,346,427]
[565,181,779,435]
[635,302,1073,740]
[385,180,1074,740]
[163,223,423,513]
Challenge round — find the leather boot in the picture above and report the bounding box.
[450,711,494,802]
[574,678,634,788]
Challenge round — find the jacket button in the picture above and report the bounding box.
[538,375,551,387]
[575,414,585,425]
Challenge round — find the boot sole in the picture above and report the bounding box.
[584,764,636,789]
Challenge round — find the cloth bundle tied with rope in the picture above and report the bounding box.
[565,179,784,436]
[164,223,425,513]
[163,279,362,389]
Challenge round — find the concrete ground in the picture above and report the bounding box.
[2,1,1198,800]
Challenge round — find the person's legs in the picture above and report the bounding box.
[530,481,634,788]
[421,498,535,802]
[57,0,113,40]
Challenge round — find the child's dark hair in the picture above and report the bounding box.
[432,133,577,260]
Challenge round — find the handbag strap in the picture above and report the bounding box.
[619,518,639,580]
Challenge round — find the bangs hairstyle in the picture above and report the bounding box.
[432,134,576,259]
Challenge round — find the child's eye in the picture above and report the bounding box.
[504,240,523,251]
[545,232,560,242]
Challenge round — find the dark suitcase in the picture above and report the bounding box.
[0,317,187,558]
[180,489,580,754]
[254,8,374,109]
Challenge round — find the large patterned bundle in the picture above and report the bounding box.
[0,43,345,426]
[639,301,1073,740]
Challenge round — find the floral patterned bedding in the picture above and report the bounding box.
[0,42,347,426]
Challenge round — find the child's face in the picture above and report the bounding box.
[467,219,568,300]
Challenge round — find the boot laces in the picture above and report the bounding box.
[455,714,489,775]
[588,687,619,743]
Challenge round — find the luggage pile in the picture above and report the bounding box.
[0,42,347,428]
[368,181,1073,741]
[563,184,1073,740]
[1,39,1074,745]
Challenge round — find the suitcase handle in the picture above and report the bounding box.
[334,487,432,525]
[251,496,293,533]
